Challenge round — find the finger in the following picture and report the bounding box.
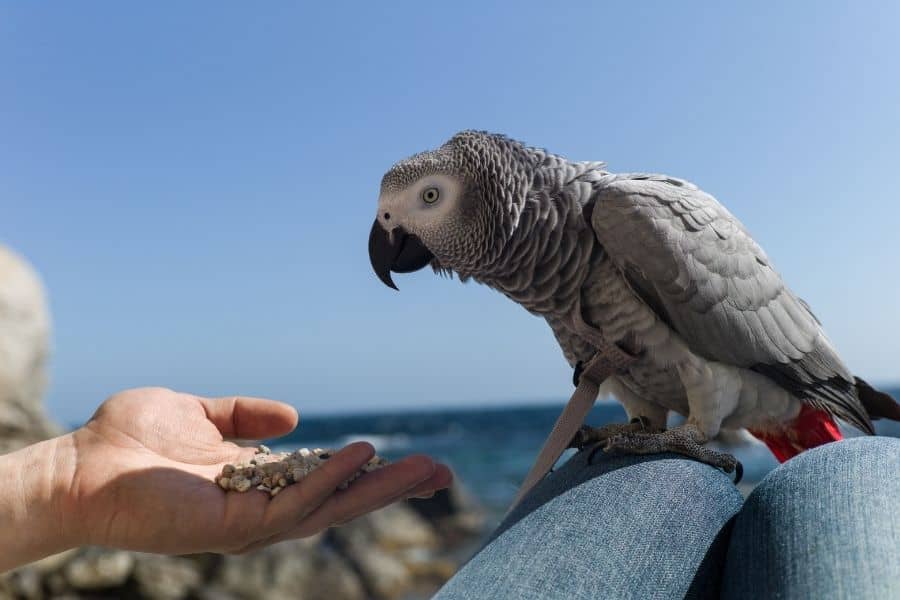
[259,442,377,534]
[335,463,454,522]
[280,455,437,536]
[407,464,454,499]
[196,395,299,439]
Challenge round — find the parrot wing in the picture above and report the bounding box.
[588,173,873,433]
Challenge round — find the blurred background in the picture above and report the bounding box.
[2,2,898,599]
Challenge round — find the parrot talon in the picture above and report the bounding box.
[629,416,651,429]
[569,424,590,449]
[732,460,744,485]
[572,361,585,387]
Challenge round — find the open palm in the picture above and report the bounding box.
[64,388,450,554]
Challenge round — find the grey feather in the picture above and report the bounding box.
[589,173,874,433]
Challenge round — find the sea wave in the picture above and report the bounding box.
[273,432,413,454]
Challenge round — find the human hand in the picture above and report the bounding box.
[57,387,452,555]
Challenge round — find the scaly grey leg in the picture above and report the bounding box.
[602,422,743,482]
[568,417,659,449]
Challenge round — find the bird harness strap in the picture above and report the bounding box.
[508,296,638,513]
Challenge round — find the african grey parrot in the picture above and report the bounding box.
[368,131,900,476]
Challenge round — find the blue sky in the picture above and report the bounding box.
[2,2,898,424]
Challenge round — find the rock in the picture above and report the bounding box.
[0,245,57,454]
[216,550,270,598]
[64,548,134,590]
[374,504,440,550]
[399,547,457,582]
[5,568,41,600]
[341,544,410,600]
[217,447,388,497]
[0,585,14,600]
[330,504,442,599]
[194,584,242,600]
[45,572,70,596]
[407,481,486,542]
[330,496,483,599]
[0,576,14,600]
[270,543,365,600]
[27,548,78,575]
[215,537,364,600]
[336,503,439,552]
[133,554,202,600]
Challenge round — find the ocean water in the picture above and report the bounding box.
[270,390,900,519]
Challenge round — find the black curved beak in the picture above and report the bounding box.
[368,220,434,290]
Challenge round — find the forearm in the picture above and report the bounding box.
[0,434,78,572]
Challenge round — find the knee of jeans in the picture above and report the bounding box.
[578,452,745,518]
[747,436,900,509]
[501,452,744,542]
[568,448,738,486]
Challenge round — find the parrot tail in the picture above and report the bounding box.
[855,377,900,421]
[748,405,843,463]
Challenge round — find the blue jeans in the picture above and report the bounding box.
[435,437,900,599]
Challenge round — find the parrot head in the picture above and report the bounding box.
[368,131,533,289]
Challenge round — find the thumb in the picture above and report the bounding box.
[195,394,299,439]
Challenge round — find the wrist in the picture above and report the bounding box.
[0,433,80,572]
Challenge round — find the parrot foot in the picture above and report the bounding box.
[568,417,661,449]
[600,423,743,483]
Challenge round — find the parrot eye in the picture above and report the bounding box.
[422,187,440,204]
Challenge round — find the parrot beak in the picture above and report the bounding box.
[368,220,434,290]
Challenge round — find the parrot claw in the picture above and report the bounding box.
[572,361,585,387]
[599,423,743,481]
[732,460,744,485]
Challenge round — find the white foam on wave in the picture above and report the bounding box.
[271,433,413,454]
[337,433,412,452]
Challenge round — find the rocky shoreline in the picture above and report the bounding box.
[1,482,486,600]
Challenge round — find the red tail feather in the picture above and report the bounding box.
[748,405,843,463]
